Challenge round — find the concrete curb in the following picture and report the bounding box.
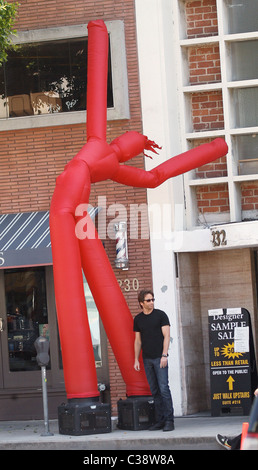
[0,415,245,450]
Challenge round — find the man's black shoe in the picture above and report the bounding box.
[163,421,175,432]
[148,422,164,430]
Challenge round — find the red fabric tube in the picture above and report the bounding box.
[112,138,228,188]
[79,220,151,397]
[86,20,108,141]
[50,160,100,398]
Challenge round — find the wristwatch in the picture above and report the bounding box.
[162,354,169,357]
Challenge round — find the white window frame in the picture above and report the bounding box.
[0,21,130,131]
[175,0,258,229]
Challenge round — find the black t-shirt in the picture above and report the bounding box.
[133,308,170,359]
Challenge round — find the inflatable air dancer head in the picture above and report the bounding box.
[50,19,228,434]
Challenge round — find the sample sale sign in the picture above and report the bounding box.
[209,308,257,416]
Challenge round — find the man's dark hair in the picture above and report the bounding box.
[138,289,154,305]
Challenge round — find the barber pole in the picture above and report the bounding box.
[114,221,129,270]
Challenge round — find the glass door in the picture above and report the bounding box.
[83,274,109,386]
[0,267,49,388]
[0,266,109,394]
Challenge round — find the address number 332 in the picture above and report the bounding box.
[211,229,227,247]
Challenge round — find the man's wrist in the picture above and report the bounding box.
[162,354,169,357]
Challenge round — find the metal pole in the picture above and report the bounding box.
[40,365,54,436]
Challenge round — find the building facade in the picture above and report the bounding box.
[0,0,154,419]
[135,0,258,415]
[0,0,257,420]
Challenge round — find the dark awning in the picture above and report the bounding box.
[0,208,99,269]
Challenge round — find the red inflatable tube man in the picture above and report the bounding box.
[50,20,228,400]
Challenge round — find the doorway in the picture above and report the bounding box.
[0,265,110,419]
[0,266,57,389]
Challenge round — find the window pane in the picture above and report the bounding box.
[231,88,258,128]
[5,267,49,371]
[235,134,258,175]
[225,0,258,34]
[0,38,113,119]
[235,134,258,159]
[83,274,102,367]
[229,41,258,82]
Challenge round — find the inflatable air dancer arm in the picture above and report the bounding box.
[50,19,228,403]
[111,134,227,188]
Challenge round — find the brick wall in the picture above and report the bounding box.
[188,44,221,85]
[196,183,229,214]
[10,0,136,31]
[241,182,258,216]
[185,0,218,39]
[1,0,154,414]
[196,181,258,222]
[192,91,224,132]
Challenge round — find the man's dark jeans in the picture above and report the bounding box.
[143,356,174,424]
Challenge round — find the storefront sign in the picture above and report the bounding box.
[0,248,52,269]
[209,308,257,416]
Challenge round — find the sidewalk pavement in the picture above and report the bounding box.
[0,413,245,450]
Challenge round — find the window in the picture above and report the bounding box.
[0,22,130,130]
[0,37,113,118]
[176,0,258,227]
[83,274,102,367]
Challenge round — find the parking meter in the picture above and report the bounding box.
[34,336,53,436]
[34,336,50,367]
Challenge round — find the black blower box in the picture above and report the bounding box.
[117,396,155,430]
[58,398,111,435]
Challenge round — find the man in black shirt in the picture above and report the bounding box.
[133,290,174,431]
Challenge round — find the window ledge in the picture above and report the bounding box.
[0,107,129,132]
